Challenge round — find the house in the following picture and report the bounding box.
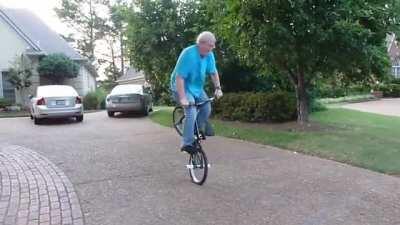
[117,67,146,85]
[387,34,400,78]
[0,7,97,106]
[116,67,146,85]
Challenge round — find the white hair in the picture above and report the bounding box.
[196,31,216,45]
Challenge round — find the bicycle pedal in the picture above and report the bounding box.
[186,164,211,169]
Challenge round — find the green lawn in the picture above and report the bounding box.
[0,109,102,118]
[150,107,400,174]
[0,110,29,118]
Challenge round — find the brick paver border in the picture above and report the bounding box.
[0,145,84,225]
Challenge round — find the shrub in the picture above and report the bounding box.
[0,98,12,109]
[99,98,106,110]
[313,83,371,99]
[38,53,79,84]
[378,84,400,97]
[83,92,99,110]
[83,89,107,110]
[389,78,400,85]
[214,91,297,122]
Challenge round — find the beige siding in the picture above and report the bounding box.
[0,16,31,100]
[0,16,29,71]
[0,17,97,104]
[63,73,84,96]
[81,66,96,95]
[63,65,96,96]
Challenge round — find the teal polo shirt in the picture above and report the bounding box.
[170,44,217,97]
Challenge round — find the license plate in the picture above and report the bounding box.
[121,97,136,103]
[56,100,65,105]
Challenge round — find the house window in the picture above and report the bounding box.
[392,66,400,78]
[1,71,16,103]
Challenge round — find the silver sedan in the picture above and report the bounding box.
[29,85,84,125]
[106,84,153,117]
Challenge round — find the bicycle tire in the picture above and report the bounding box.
[188,147,208,185]
[173,106,185,136]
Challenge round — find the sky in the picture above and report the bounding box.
[1,0,68,33]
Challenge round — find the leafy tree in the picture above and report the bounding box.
[55,0,109,60]
[97,79,117,92]
[8,55,33,106]
[56,0,129,82]
[220,0,400,123]
[125,0,205,103]
[38,54,79,84]
[8,55,33,91]
[108,1,129,76]
[99,0,129,83]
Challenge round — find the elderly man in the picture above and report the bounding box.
[170,31,223,154]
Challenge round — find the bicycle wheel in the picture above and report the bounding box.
[187,147,208,185]
[173,106,185,136]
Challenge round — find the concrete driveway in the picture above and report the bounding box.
[0,112,399,225]
[342,98,400,117]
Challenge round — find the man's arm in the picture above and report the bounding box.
[211,72,223,99]
[211,72,221,89]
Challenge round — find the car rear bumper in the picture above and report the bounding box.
[106,102,144,112]
[35,105,83,118]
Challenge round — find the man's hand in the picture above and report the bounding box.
[180,98,189,107]
[215,88,223,99]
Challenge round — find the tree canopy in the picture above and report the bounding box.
[125,0,207,103]
[8,55,33,91]
[219,0,400,122]
[38,54,80,84]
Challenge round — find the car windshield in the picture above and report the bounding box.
[37,86,78,97]
[111,85,143,95]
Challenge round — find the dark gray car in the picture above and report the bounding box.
[106,84,153,117]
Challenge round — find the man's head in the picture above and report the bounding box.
[196,31,216,56]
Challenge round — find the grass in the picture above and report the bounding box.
[150,107,400,174]
[0,110,29,118]
[0,109,102,118]
[317,94,376,105]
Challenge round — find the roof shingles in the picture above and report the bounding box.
[0,7,84,60]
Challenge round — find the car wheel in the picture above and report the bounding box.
[76,115,84,122]
[34,117,41,125]
[107,111,115,117]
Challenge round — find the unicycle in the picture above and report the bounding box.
[173,98,213,185]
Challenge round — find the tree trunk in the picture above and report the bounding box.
[295,72,309,124]
[120,33,124,77]
[110,39,118,81]
[89,0,95,60]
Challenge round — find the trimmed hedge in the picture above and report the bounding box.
[83,92,99,110]
[0,98,12,109]
[214,91,297,122]
[83,89,107,110]
[378,84,400,97]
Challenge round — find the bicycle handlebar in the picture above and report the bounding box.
[185,97,215,107]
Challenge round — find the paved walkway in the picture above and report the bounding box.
[0,113,400,225]
[0,145,83,225]
[342,98,400,117]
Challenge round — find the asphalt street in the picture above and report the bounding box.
[0,112,399,225]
